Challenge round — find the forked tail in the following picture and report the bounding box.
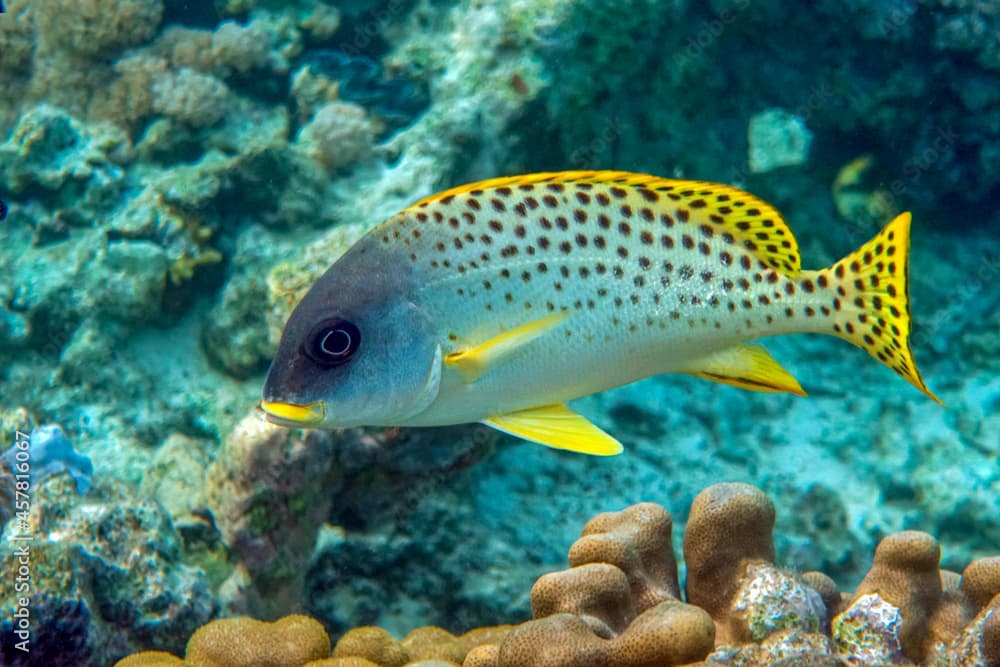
[817,212,942,405]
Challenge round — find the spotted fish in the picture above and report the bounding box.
[261,171,940,455]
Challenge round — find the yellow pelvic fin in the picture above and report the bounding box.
[407,171,801,276]
[819,212,943,405]
[682,344,807,396]
[444,311,570,383]
[484,404,624,456]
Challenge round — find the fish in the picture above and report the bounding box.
[260,170,940,455]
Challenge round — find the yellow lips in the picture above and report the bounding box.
[259,400,326,426]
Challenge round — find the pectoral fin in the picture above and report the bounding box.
[484,403,624,456]
[445,311,570,383]
[683,344,807,396]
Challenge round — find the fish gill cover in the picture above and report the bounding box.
[0,0,997,665]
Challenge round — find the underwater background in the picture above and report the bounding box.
[1,0,999,664]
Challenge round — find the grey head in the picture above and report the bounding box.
[260,237,442,428]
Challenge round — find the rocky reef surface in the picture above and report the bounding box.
[0,0,998,665]
[117,483,1000,666]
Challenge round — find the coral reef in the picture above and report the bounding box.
[205,415,342,618]
[113,483,1000,667]
[0,475,214,666]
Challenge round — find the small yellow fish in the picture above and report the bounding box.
[261,171,940,455]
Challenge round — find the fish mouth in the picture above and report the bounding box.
[258,400,326,427]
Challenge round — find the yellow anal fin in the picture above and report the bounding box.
[820,211,943,405]
[484,404,624,456]
[444,311,570,383]
[683,344,807,396]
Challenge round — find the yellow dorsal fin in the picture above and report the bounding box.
[444,311,570,383]
[682,343,807,396]
[819,212,942,405]
[484,404,624,456]
[408,171,801,276]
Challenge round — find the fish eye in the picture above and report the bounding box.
[304,319,361,367]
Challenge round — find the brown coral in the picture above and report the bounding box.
[474,497,715,666]
[295,102,376,171]
[328,624,511,667]
[34,0,163,57]
[490,603,713,667]
[186,615,330,667]
[332,626,407,667]
[115,614,331,667]
[568,501,680,611]
[531,563,635,636]
[847,530,942,659]
[683,482,777,644]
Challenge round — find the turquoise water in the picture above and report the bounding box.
[1,1,998,664]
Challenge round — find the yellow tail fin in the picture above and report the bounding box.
[819,212,942,405]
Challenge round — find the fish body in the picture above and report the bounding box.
[261,171,939,454]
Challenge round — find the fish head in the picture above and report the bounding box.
[260,240,442,429]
